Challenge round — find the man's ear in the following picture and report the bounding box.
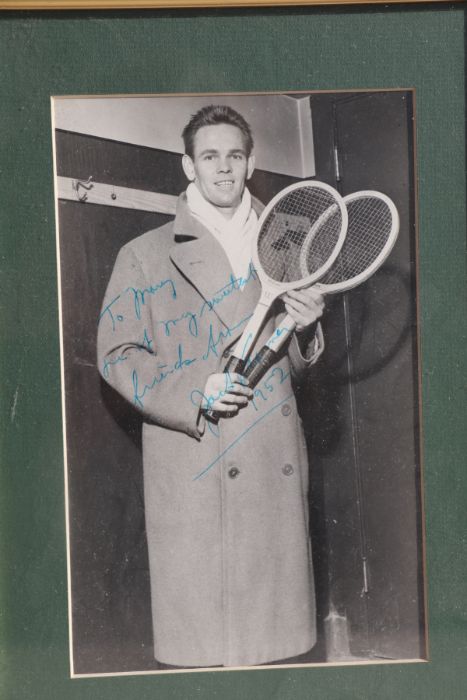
[246,154,255,180]
[182,154,196,181]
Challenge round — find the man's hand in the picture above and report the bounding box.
[201,372,253,415]
[283,287,325,333]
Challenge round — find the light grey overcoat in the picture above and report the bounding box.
[97,193,324,667]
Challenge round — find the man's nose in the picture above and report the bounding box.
[217,157,232,172]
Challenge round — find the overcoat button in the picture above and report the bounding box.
[222,349,230,359]
[281,404,292,416]
[228,467,240,479]
[282,464,294,476]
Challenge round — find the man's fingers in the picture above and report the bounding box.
[205,372,250,392]
[284,293,324,314]
[284,303,309,330]
[210,390,250,411]
[223,393,250,406]
[229,372,250,386]
[283,292,325,326]
[226,373,253,397]
[284,298,323,320]
[228,383,253,398]
[210,401,240,414]
[285,288,325,306]
[202,371,253,414]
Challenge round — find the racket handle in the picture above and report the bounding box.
[244,314,299,387]
[265,313,296,353]
[223,355,245,375]
[203,316,297,421]
[230,299,270,364]
[242,346,279,389]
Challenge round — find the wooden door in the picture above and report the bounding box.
[306,91,424,660]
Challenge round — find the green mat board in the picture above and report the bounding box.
[0,4,466,699]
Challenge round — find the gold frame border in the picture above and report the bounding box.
[0,0,462,10]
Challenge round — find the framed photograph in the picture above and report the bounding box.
[1,2,466,700]
[52,89,424,677]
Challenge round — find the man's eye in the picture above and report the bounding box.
[232,154,244,160]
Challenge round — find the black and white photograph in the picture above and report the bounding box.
[52,90,426,676]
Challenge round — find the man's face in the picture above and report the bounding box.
[182,123,255,218]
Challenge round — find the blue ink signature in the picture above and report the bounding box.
[266,324,291,350]
[102,329,154,378]
[98,265,256,342]
[102,354,128,379]
[153,265,257,341]
[130,313,251,405]
[191,364,290,446]
[249,367,290,411]
[98,294,124,332]
[127,279,177,320]
[193,392,294,481]
[198,263,258,318]
[140,328,154,352]
[157,310,199,339]
[202,315,252,362]
[98,279,177,329]
[189,371,248,412]
[132,344,196,409]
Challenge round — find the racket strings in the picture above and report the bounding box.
[319,197,393,285]
[302,205,344,276]
[257,186,344,283]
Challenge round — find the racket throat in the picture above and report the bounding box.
[230,298,274,363]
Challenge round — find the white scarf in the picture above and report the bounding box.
[186,182,258,285]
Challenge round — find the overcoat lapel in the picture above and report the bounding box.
[169,196,261,348]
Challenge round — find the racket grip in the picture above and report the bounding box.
[242,346,279,389]
[223,355,246,375]
[243,314,298,388]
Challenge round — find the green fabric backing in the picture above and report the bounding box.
[0,4,465,698]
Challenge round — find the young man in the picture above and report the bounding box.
[97,105,325,668]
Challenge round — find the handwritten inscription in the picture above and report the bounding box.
[194,391,295,481]
[250,367,290,411]
[98,278,177,331]
[130,314,253,409]
[132,344,196,409]
[102,353,127,379]
[101,327,154,379]
[157,310,199,339]
[199,263,258,318]
[98,263,296,479]
[127,279,177,320]
[99,263,257,339]
[190,370,248,412]
[198,365,290,439]
[99,265,258,393]
[202,315,252,362]
[266,324,291,350]
[98,294,124,332]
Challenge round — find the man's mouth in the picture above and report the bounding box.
[215,180,235,189]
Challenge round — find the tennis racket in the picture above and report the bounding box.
[206,180,348,419]
[241,190,400,389]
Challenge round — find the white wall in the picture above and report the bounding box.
[52,94,315,179]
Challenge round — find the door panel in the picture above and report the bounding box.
[307,91,423,659]
[336,92,422,659]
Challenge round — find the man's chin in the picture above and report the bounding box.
[211,195,242,210]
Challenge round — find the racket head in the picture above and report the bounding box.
[253,180,348,297]
[314,190,400,294]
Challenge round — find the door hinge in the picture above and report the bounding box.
[333,146,341,182]
[362,557,370,594]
